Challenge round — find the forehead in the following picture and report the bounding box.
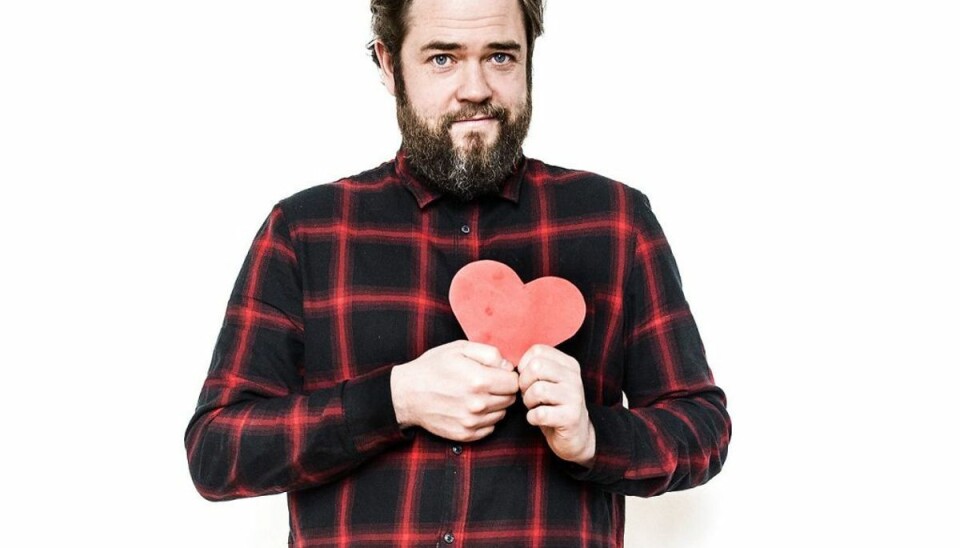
[403,0,526,51]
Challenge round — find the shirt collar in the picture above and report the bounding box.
[394,149,526,209]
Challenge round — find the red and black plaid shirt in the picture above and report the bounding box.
[186,151,731,547]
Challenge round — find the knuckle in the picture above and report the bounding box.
[440,341,461,354]
[461,415,480,430]
[527,408,542,424]
[445,341,466,355]
[522,375,537,393]
[469,375,488,393]
[466,398,486,414]
[443,425,465,441]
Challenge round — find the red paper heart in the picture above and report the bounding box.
[449,260,587,365]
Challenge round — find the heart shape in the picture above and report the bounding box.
[449,260,587,365]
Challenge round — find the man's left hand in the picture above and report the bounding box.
[517,344,596,468]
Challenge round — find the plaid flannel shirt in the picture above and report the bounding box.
[186,152,731,547]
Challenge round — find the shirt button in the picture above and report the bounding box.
[452,445,463,455]
[460,225,471,234]
[443,532,455,544]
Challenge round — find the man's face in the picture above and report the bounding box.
[378,0,532,200]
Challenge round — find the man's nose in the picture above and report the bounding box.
[456,61,493,104]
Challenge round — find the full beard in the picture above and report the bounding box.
[396,93,532,202]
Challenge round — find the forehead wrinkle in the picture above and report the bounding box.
[409,20,524,52]
[412,21,520,42]
[423,15,512,28]
[405,0,524,27]
[410,5,523,32]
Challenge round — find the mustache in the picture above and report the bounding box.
[441,104,509,129]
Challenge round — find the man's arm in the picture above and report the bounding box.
[578,197,731,496]
[185,206,519,501]
[519,196,731,497]
[184,206,411,501]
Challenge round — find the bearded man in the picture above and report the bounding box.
[186,1,731,546]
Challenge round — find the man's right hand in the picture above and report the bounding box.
[390,340,518,442]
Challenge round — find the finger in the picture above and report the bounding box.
[485,392,517,412]
[521,381,565,409]
[473,409,508,429]
[517,344,550,373]
[518,344,578,376]
[484,369,521,395]
[467,392,516,414]
[526,405,568,428]
[518,356,567,392]
[465,425,496,442]
[458,341,507,369]
[462,360,519,395]
[526,405,549,427]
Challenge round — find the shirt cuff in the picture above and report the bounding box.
[562,404,630,485]
[341,365,413,455]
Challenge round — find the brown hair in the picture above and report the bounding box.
[368,0,545,69]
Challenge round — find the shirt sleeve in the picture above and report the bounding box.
[568,196,732,496]
[184,205,412,501]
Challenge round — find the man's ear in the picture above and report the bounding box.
[374,41,398,97]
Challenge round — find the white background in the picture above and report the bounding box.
[2,1,958,546]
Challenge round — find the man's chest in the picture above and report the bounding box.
[292,207,630,405]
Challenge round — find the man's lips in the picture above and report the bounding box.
[451,116,497,126]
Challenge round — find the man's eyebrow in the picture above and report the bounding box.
[421,41,464,52]
[420,40,523,53]
[486,41,522,52]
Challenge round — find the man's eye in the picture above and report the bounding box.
[491,53,512,64]
[432,54,450,66]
